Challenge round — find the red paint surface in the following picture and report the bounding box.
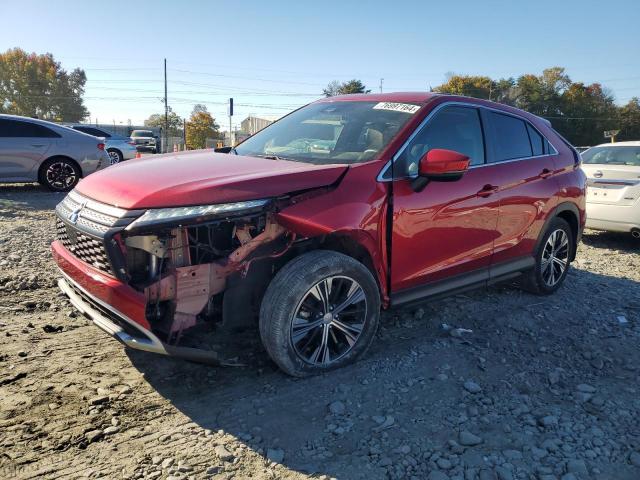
[76,152,349,209]
[51,241,150,329]
[420,148,470,176]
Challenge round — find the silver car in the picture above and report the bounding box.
[67,124,138,164]
[0,114,110,191]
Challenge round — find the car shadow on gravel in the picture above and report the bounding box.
[126,266,640,479]
[581,229,639,253]
[0,184,63,214]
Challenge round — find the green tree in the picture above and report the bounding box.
[144,106,183,136]
[323,79,370,97]
[618,97,640,141]
[434,75,494,99]
[558,82,618,146]
[185,104,220,149]
[432,67,633,146]
[0,47,88,121]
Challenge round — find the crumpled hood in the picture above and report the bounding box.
[75,150,348,209]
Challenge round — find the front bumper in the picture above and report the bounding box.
[58,274,167,354]
[135,144,157,152]
[52,240,223,363]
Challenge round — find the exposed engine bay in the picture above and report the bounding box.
[120,210,295,346]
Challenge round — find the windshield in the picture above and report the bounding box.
[131,130,154,137]
[582,146,640,166]
[234,101,421,164]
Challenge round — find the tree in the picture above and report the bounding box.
[434,75,494,99]
[144,106,183,137]
[185,104,220,149]
[0,47,88,121]
[432,67,635,146]
[323,79,370,97]
[618,98,640,141]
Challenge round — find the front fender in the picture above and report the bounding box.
[275,164,390,304]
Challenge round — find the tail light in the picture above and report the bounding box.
[97,143,105,151]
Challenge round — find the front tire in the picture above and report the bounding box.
[522,217,574,295]
[259,250,381,377]
[38,157,81,192]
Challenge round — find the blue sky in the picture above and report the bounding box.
[2,0,639,129]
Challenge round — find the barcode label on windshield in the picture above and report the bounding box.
[373,102,420,114]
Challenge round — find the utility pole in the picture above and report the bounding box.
[228,98,234,146]
[183,118,187,150]
[164,58,168,154]
[379,78,384,93]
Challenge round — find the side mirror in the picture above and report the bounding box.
[412,148,470,192]
[214,146,233,154]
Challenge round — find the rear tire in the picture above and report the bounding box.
[259,250,380,377]
[38,157,81,192]
[521,217,574,295]
[107,149,123,165]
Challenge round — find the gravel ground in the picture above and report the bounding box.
[1,184,639,480]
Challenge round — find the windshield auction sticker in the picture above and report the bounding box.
[373,102,421,114]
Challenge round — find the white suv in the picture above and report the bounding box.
[581,141,640,238]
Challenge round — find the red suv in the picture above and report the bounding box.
[51,93,586,376]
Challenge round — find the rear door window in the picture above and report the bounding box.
[486,111,532,162]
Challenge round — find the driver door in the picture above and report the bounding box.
[390,105,501,298]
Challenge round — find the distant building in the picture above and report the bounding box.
[240,115,281,135]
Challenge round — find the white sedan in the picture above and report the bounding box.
[581,141,640,238]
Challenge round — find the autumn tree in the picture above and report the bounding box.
[144,106,183,136]
[323,79,370,97]
[618,98,640,141]
[433,67,637,146]
[185,104,220,149]
[0,48,88,121]
[434,75,494,99]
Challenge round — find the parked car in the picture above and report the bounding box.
[581,141,640,238]
[68,125,137,164]
[51,93,586,376]
[130,129,159,153]
[0,114,110,191]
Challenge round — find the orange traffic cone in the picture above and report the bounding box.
[135,151,141,159]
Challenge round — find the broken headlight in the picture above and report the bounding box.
[125,199,271,231]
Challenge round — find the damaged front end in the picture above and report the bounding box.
[54,192,296,362]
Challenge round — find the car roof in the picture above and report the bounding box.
[0,113,64,128]
[590,141,640,147]
[313,92,550,125]
[316,92,438,104]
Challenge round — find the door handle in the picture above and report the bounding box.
[540,168,552,179]
[31,144,46,148]
[477,184,498,197]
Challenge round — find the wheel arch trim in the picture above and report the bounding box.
[39,155,84,179]
[537,201,581,261]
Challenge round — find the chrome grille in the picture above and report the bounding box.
[54,191,144,277]
[56,219,112,274]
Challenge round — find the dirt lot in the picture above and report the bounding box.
[1,184,639,480]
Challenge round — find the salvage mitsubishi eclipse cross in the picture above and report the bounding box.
[51,93,586,377]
